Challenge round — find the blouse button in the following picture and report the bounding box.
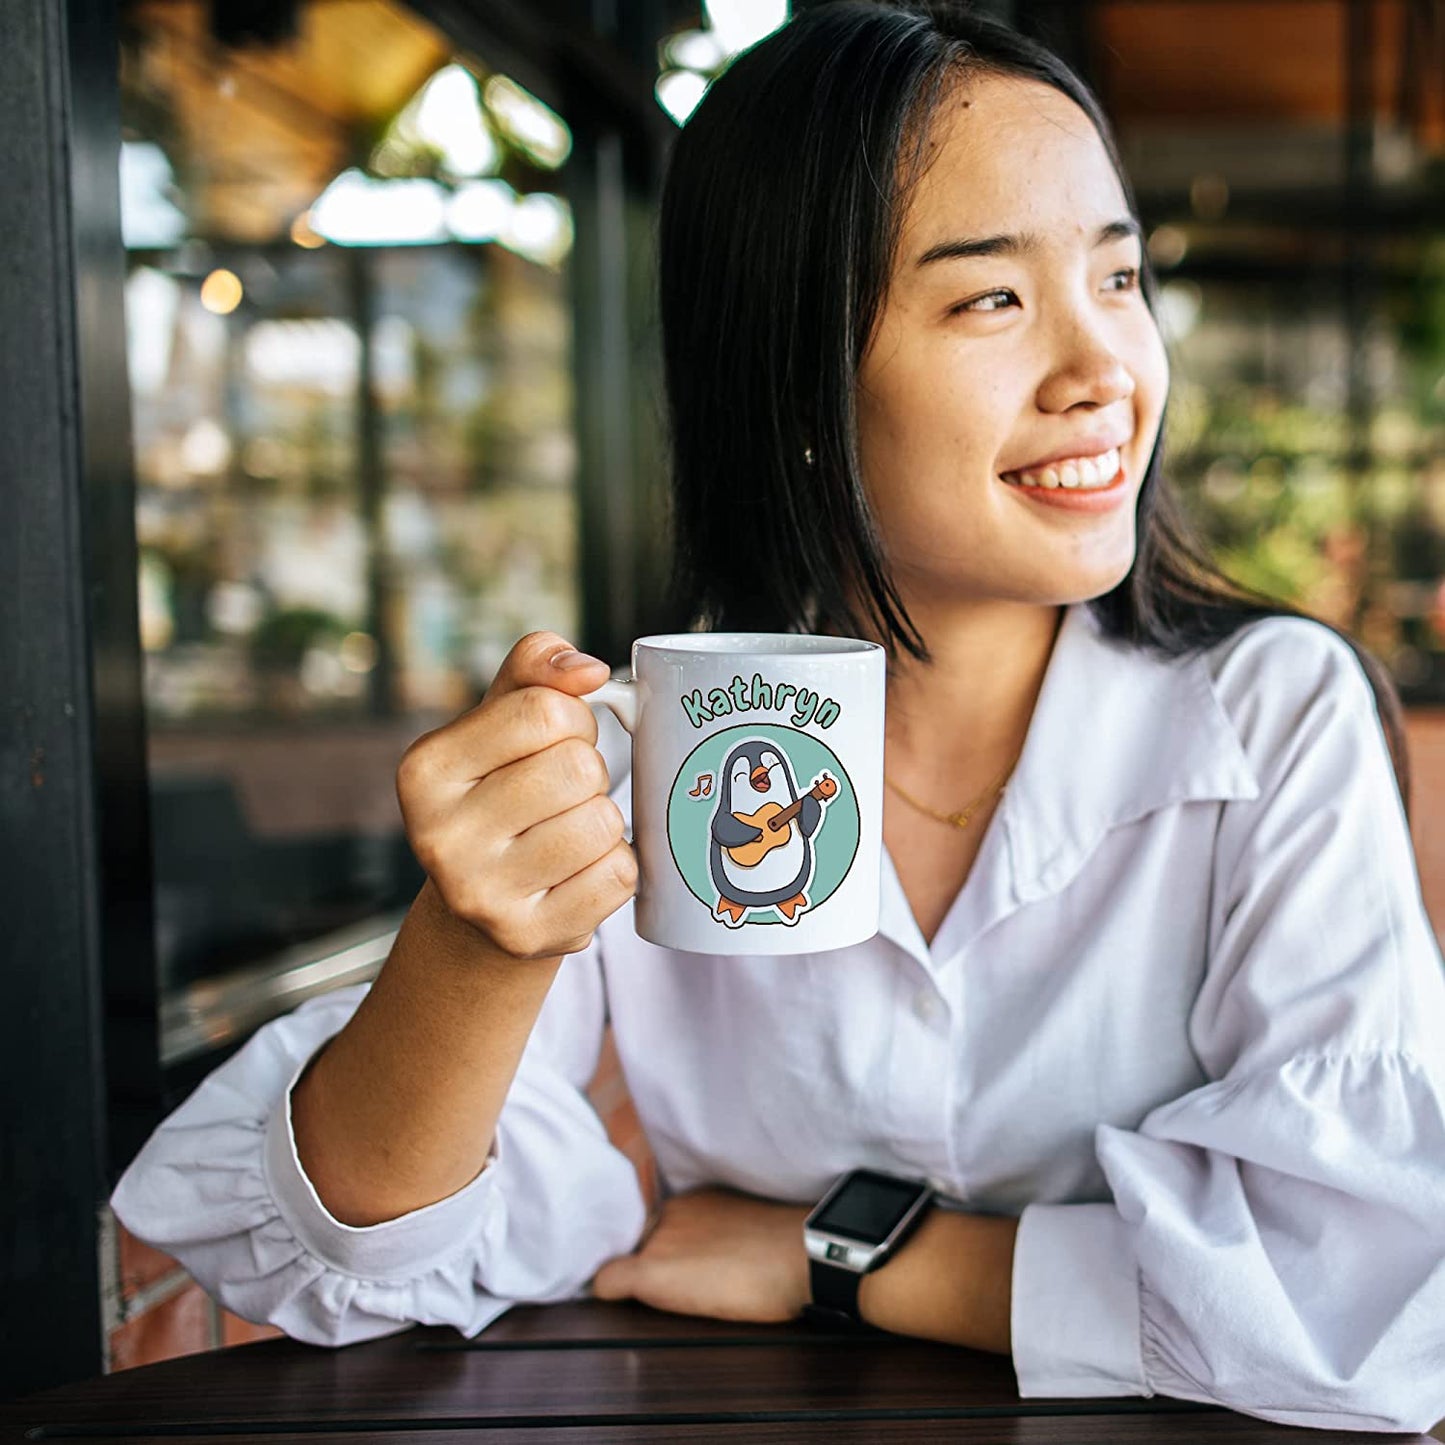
[912,989,942,1023]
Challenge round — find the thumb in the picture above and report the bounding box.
[484,630,612,704]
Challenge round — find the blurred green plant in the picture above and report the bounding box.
[1386,238,1445,420]
[250,607,347,673]
[1170,384,1364,629]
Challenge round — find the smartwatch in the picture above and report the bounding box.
[802,1168,934,1329]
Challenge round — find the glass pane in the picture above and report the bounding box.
[1097,0,1445,704]
[119,0,579,1038]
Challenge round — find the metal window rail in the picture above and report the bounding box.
[160,912,406,1067]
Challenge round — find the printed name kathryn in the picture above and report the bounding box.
[680,672,841,730]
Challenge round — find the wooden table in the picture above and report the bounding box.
[3,1300,1434,1443]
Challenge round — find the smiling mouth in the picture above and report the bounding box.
[750,767,771,791]
[998,445,1125,491]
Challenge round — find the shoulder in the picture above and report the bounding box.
[1203,611,1373,699]
[1199,612,1386,787]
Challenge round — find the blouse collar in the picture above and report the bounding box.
[878,600,1261,970]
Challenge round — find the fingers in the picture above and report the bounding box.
[482,629,612,705]
[472,733,614,840]
[492,790,628,896]
[441,832,636,962]
[397,629,610,801]
[397,685,599,823]
[393,628,630,961]
[523,838,639,952]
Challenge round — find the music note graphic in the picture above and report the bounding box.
[688,773,713,798]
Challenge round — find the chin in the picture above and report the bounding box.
[901,542,1138,607]
[1016,556,1138,609]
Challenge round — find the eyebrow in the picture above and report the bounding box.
[914,217,1141,268]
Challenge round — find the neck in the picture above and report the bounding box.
[831,595,1065,793]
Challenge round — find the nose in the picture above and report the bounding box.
[1036,302,1137,415]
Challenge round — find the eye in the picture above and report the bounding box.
[952,287,1018,315]
[760,752,778,766]
[950,267,1141,316]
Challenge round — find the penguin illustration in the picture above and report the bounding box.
[707,738,827,927]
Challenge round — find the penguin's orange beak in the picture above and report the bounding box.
[750,765,771,791]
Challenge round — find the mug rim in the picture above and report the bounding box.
[633,631,882,658]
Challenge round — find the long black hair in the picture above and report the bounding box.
[656,0,1412,815]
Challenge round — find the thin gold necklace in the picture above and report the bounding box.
[884,753,1020,830]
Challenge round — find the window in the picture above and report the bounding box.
[121,0,581,1068]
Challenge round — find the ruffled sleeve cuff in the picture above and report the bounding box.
[262,1053,506,1282]
[1010,1200,1153,1400]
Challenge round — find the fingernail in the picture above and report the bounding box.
[551,648,604,671]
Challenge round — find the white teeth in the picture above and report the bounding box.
[1003,447,1120,491]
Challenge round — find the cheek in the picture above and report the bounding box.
[856,358,1019,553]
[1132,312,1171,418]
[858,348,1006,475]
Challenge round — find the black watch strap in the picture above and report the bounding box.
[802,1257,884,1332]
[809,1256,861,1318]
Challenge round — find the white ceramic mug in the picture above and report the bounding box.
[581,633,885,955]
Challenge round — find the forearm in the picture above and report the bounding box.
[856,1208,1018,1356]
[291,878,565,1227]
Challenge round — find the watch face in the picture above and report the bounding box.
[809,1170,927,1244]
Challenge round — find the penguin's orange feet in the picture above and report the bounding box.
[715,896,747,927]
[776,892,808,923]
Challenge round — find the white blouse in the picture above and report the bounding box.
[111,602,1445,1435]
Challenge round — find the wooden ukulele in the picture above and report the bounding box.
[724,774,837,867]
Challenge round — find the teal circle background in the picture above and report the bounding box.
[667,723,861,924]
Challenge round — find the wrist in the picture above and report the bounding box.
[856,1209,1018,1354]
[802,1169,935,1330]
[410,879,564,977]
[792,1206,813,1316]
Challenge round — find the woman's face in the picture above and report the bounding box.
[856,71,1169,609]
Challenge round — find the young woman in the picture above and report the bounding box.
[112,2,1445,1432]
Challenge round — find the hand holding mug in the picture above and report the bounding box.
[395,631,636,962]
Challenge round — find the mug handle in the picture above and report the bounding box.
[580,678,638,735]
